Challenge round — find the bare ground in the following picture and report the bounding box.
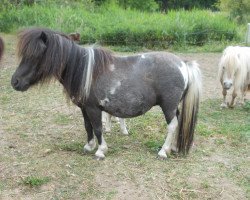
[0,35,249,200]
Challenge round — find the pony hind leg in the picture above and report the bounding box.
[158,116,178,158]
[158,104,179,158]
[102,112,112,133]
[119,118,129,135]
[102,112,128,135]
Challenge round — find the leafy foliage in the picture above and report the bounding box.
[217,0,250,23]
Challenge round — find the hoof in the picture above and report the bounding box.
[121,129,129,135]
[83,141,96,152]
[94,155,105,161]
[158,149,168,159]
[95,152,105,160]
[220,103,228,108]
[171,146,178,153]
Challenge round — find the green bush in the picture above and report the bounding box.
[0,3,240,48]
[217,0,250,23]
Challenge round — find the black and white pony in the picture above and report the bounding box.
[218,46,250,108]
[11,28,202,159]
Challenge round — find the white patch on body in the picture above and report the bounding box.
[158,117,178,158]
[110,81,121,95]
[83,139,96,152]
[109,64,115,71]
[100,98,110,106]
[141,54,146,59]
[95,136,108,159]
[179,61,189,90]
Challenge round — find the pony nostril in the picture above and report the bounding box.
[14,79,18,86]
[11,77,19,87]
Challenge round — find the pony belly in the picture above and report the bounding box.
[99,95,154,118]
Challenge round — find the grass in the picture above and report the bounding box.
[0,3,243,51]
[0,37,249,199]
[22,176,50,187]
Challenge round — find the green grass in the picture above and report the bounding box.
[22,176,50,187]
[197,99,250,144]
[0,3,242,50]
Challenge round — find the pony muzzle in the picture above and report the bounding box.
[223,81,232,90]
[11,76,29,91]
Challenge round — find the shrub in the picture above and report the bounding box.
[217,0,250,23]
[0,3,240,48]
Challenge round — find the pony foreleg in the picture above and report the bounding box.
[158,117,178,158]
[221,88,228,108]
[229,89,237,108]
[119,118,129,135]
[81,109,96,152]
[86,108,108,160]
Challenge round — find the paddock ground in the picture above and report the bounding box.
[0,34,249,200]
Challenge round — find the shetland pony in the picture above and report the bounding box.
[11,28,202,159]
[68,32,128,135]
[218,46,250,108]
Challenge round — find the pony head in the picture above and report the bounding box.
[11,28,72,91]
[218,46,240,90]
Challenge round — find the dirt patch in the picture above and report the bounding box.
[0,35,249,200]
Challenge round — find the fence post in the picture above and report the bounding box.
[246,23,250,46]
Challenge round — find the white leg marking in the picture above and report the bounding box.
[102,112,112,133]
[158,117,178,158]
[84,139,96,152]
[119,118,128,135]
[171,131,178,152]
[95,136,108,159]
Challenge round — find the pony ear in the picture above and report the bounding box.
[40,31,47,44]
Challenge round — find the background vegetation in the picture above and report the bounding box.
[0,0,248,50]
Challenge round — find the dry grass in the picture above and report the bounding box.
[0,35,249,200]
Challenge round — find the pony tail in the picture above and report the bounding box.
[177,61,202,154]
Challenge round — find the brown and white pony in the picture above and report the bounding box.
[218,46,250,108]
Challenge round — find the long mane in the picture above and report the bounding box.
[218,46,250,89]
[17,27,113,102]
